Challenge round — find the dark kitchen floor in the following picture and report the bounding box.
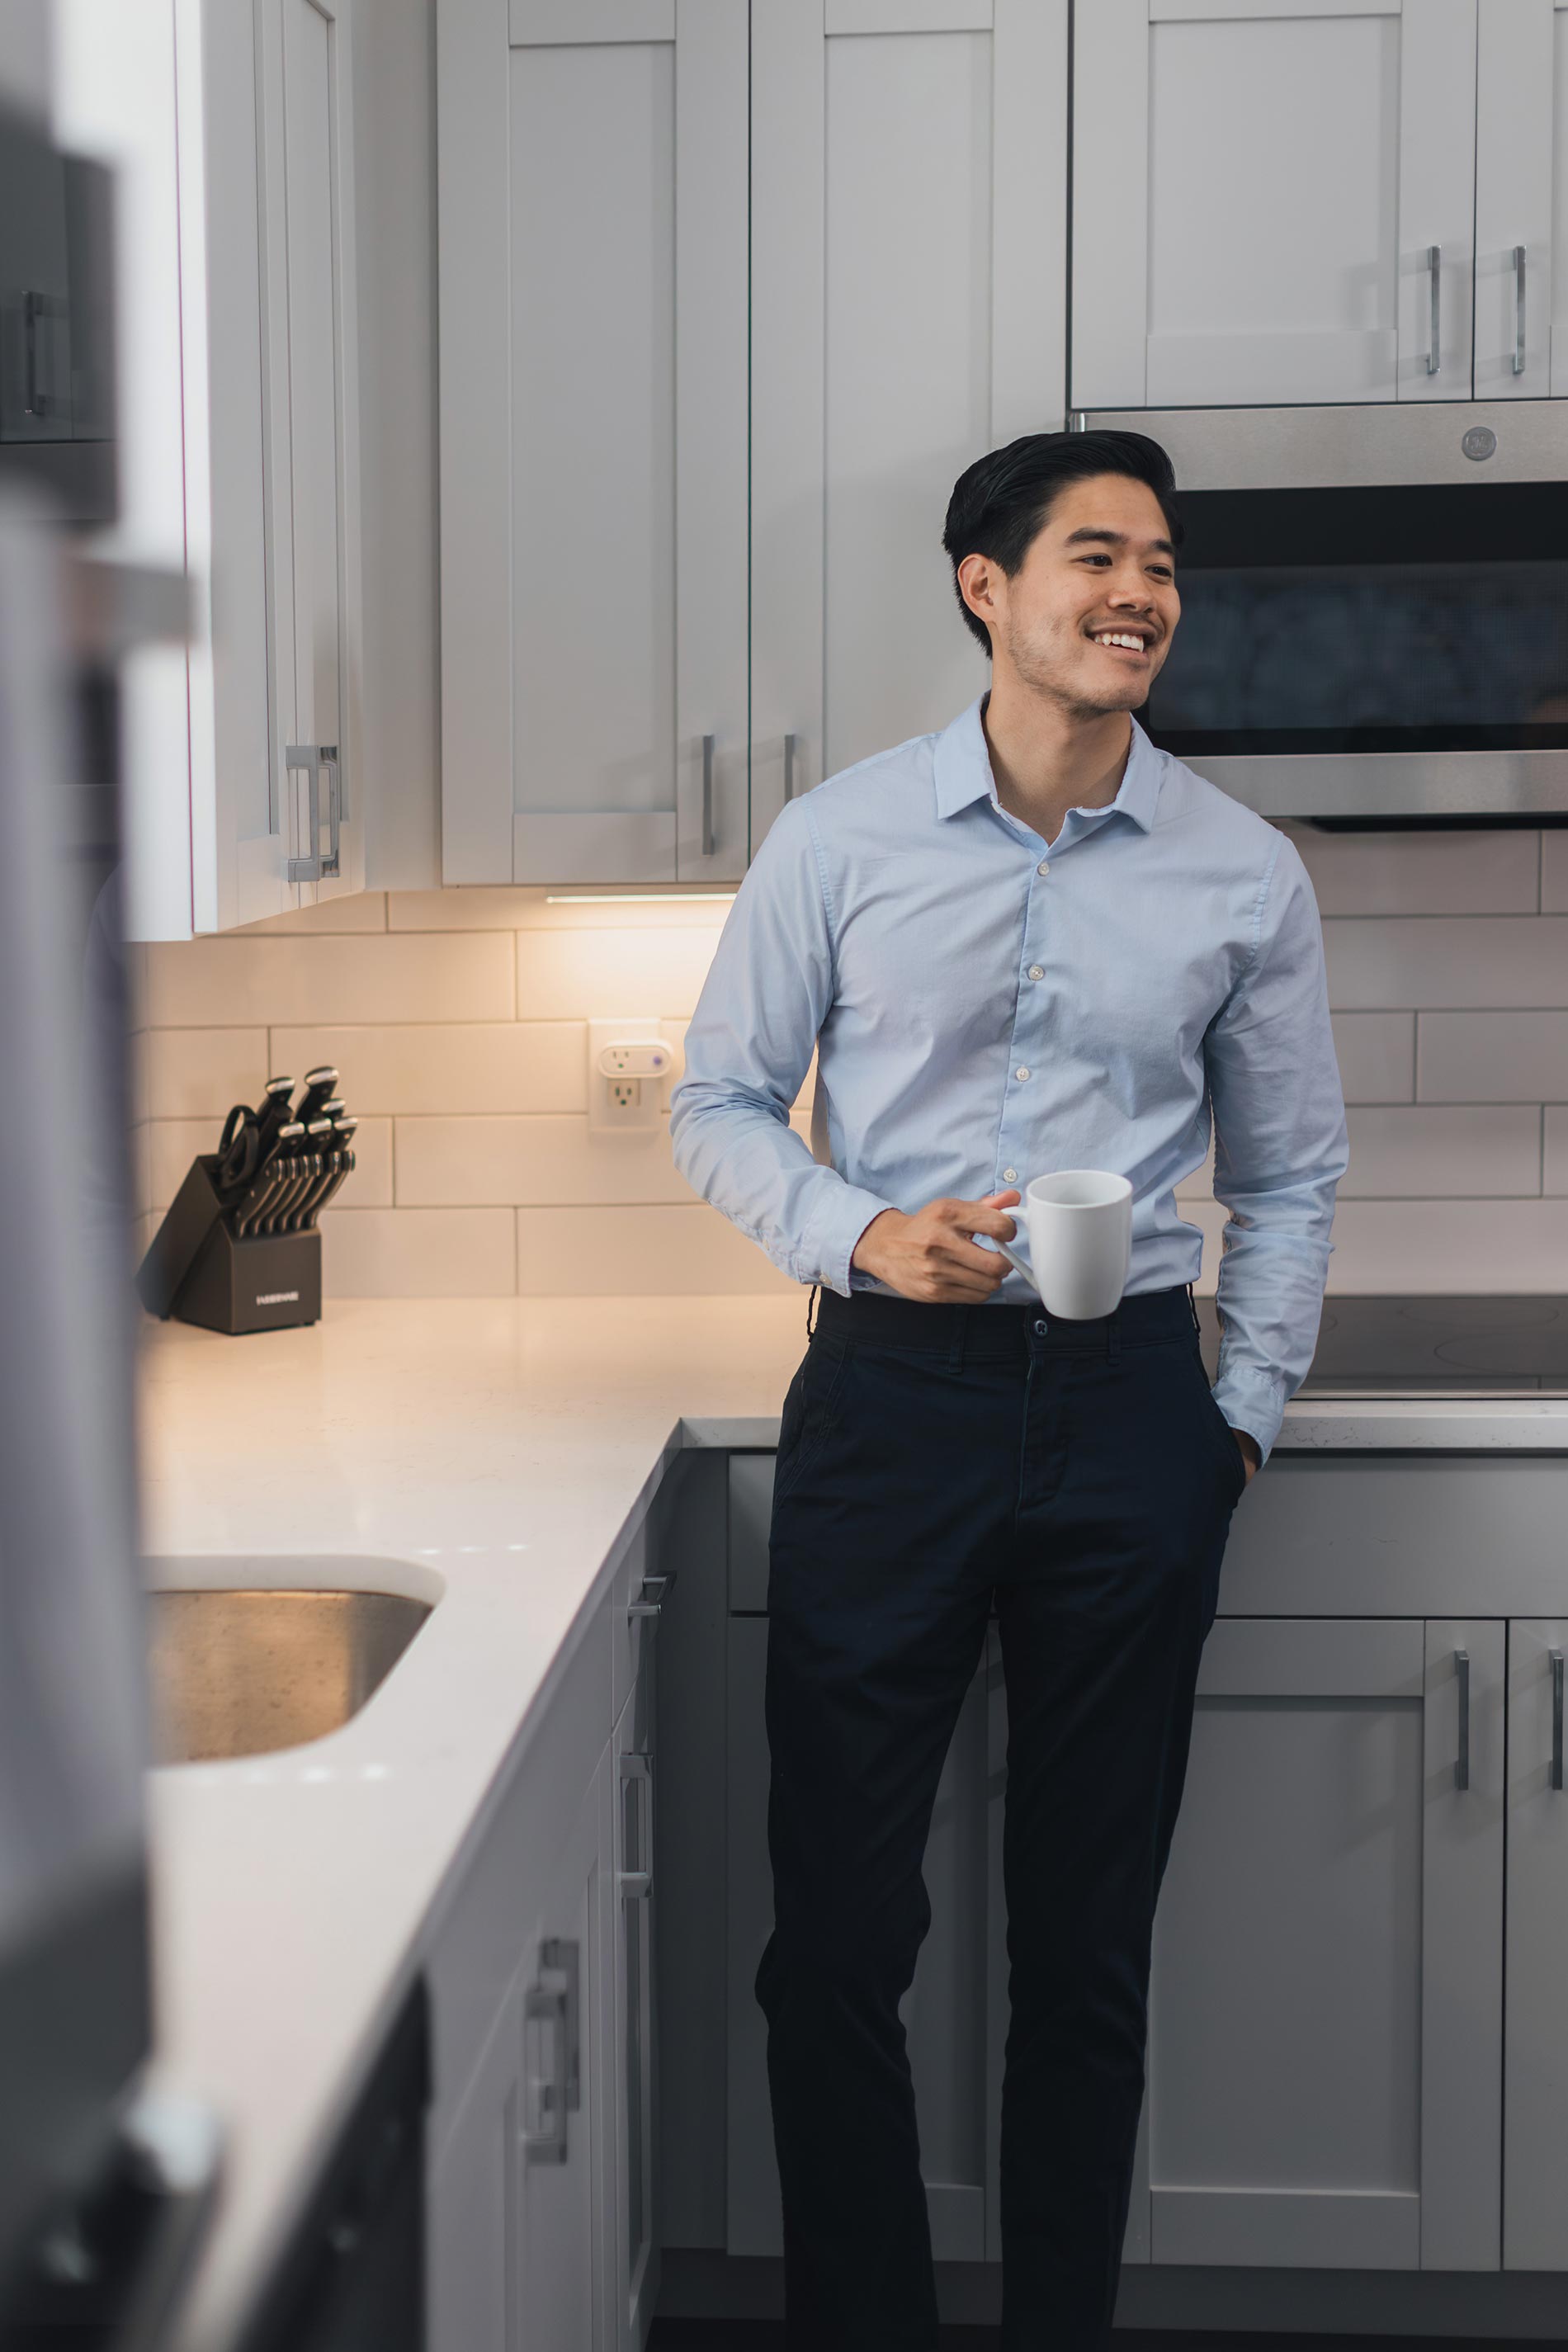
[649,2330,1524,2351]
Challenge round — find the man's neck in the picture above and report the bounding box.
[980,673,1134,849]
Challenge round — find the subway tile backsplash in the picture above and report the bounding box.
[129,827,1568,1298]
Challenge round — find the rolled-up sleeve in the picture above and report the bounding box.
[668,798,895,1294]
[1206,833,1348,1465]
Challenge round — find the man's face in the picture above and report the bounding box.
[960,473,1181,716]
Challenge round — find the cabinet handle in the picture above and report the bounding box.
[1425,243,1442,375]
[286,744,342,882]
[701,734,715,858]
[619,1751,654,1900]
[1453,1646,1470,1790]
[522,1936,581,2165]
[1551,1649,1564,1792]
[783,732,798,802]
[1513,243,1527,375]
[626,1570,677,1622]
[21,289,50,418]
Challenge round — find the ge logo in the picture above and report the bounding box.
[1462,425,1498,462]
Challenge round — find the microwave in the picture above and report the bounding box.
[1071,403,1568,827]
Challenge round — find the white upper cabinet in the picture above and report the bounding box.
[256,0,366,915]
[54,0,363,938]
[1473,0,1568,397]
[1071,0,1479,411]
[750,0,1067,845]
[438,0,747,886]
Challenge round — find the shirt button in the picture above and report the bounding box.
[1037,861,1050,876]
[1016,1067,1031,1081]
[1027,965,1043,980]
[1033,1320,1047,1335]
[1003,1167,1018,1183]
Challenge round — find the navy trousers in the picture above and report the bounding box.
[756,1281,1246,2351]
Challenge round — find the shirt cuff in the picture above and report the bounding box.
[1211,1367,1288,1468]
[802,1184,899,1298]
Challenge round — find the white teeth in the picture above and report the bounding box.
[1093,631,1146,651]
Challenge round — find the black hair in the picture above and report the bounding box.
[942,429,1182,657]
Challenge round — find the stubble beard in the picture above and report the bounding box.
[1003,614,1144,725]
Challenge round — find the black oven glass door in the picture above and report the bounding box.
[1142,483,1568,758]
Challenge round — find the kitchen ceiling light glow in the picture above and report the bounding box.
[543,890,737,904]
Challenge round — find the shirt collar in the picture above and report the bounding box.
[932,693,1163,835]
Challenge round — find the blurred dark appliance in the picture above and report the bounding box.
[1073,402,1568,828]
[234,1980,428,2352]
[0,102,215,2352]
[0,97,114,525]
[1197,1294,1568,1396]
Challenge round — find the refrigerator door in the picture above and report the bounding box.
[0,486,149,2295]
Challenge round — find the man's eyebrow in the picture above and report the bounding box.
[1062,524,1176,560]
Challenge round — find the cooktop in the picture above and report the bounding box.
[1192,1295,1568,1397]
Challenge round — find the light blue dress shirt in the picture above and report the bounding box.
[668,696,1348,1464]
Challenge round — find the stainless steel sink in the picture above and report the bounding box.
[147,1588,433,1764]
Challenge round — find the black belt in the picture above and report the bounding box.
[806,1280,1201,1362]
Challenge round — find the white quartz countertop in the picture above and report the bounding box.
[136,1295,1568,2350]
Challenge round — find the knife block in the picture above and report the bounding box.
[137,1155,322,1334]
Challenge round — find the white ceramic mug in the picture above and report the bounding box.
[989,1169,1133,1320]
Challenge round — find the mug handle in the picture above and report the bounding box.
[986,1235,1038,1296]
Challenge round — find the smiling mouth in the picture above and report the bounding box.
[1088,629,1154,657]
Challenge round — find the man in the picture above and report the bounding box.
[668,431,1348,2350]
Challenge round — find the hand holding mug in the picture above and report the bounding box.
[850,1189,1023,1303]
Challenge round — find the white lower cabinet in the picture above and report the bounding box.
[1133,1618,1504,2272]
[427,1741,616,2351]
[1504,1618,1568,2269]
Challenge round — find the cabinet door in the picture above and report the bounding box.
[612,1682,659,2350]
[517,1745,615,2351]
[1071,0,1478,410]
[1136,1618,1504,2271]
[1476,0,1568,395]
[256,0,366,909]
[1504,1618,1568,2270]
[749,0,1066,844]
[725,1614,990,2261]
[54,0,295,936]
[1557,2,1568,390]
[438,0,746,886]
[427,1974,522,2352]
[427,1746,614,2352]
[1475,0,1552,399]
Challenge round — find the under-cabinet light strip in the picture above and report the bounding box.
[543,891,738,904]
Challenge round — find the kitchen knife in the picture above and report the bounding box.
[308,1142,356,1226]
[234,1122,304,1237]
[285,1119,340,1230]
[290,1116,357,1230]
[267,1119,333,1234]
[293,1065,340,1127]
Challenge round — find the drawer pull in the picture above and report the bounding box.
[1453,1647,1469,1791]
[1551,1649,1564,1792]
[619,1750,654,1901]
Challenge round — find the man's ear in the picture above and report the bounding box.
[958,550,1000,635]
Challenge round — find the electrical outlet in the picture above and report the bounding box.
[587,1018,674,1136]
